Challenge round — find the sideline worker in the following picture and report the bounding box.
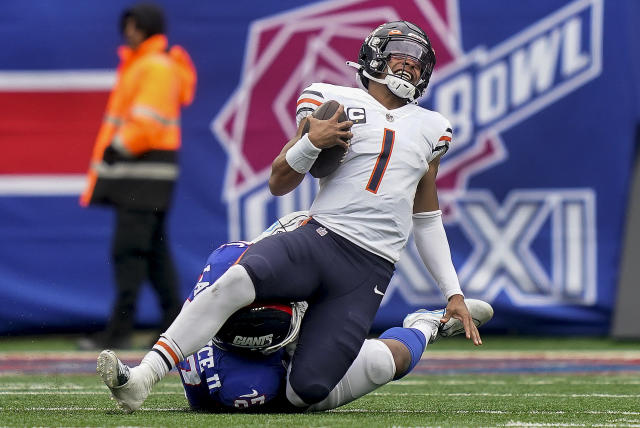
[79,2,197,350]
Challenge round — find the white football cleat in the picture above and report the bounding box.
[97,350,152,413]
[403,299,494,343]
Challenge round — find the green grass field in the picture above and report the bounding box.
[1,336,639,427]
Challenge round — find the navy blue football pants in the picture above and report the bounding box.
[239,219,394,405]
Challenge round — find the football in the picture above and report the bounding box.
[301,100,349,178]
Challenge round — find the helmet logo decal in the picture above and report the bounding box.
[232,334,274,347]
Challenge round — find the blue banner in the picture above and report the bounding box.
[1,0,638,335]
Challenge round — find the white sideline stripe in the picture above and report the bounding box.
[0,70,115,91]
[0,175,86,195]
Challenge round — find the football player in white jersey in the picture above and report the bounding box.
[96,20,482,413]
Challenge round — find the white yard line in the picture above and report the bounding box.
[5,379,638,390]
[370,392,640,398]
[1,390,638,398]
[0,407,638,416]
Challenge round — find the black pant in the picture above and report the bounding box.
[103,208,181,344]
[239,219,394,404]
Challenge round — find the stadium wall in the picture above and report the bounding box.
[1,0,639,335]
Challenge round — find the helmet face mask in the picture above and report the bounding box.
[354,21,436,102]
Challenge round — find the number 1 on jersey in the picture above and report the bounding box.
[366,128,395,193]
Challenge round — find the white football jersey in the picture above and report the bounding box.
[296,83,452,263]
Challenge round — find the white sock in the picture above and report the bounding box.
[306,339,396,411]
[142,347,171,380]
[133,357,161,385]
[133,335,181,388]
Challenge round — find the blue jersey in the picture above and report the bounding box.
[178,242,289,411]
[177,342,287,411]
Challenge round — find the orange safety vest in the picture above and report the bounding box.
[80,34,196,210]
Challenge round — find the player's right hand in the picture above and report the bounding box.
[307,105,353,150]
[441,294,483,346]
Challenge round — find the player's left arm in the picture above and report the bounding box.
[413,156,482,346]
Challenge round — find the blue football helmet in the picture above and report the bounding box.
[212,302,306,355]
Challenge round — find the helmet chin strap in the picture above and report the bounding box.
[347,61,417,102]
